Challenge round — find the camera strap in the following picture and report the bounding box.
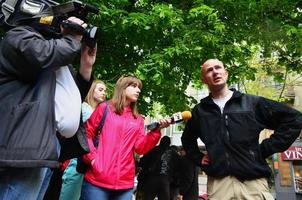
[0,0,18,23]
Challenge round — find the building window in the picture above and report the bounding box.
[293,160,302,194]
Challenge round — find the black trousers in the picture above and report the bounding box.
[43,168,63,200]
[143,175,171,200]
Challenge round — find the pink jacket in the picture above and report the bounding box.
[83,101,161,189]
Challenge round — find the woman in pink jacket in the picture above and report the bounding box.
[80,75,171,200]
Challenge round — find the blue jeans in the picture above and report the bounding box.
[0,167,53,200]
[80,179,133,200]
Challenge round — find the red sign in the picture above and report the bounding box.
[281,146,302,160]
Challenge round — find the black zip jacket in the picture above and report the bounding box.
[0,26,92,168]
[181,90,302,180]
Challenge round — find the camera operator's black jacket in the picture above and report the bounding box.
[0,26,91,168]
[182,89,302,180]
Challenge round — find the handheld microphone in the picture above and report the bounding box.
[146,111,192,130]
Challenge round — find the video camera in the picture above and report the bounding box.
[0,0,99,47]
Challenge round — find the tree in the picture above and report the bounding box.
[3,0,299,115]
[84,0,252,115]
[86,0,302,115]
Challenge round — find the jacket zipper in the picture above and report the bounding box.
[224,114,231,170]
[249,149,255,161]
[225,115,230,140]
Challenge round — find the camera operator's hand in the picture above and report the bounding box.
[79,44,97,81]
[61,16,87,42]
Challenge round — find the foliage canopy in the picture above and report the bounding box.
[10,0,302,115]
[84,0,302,115]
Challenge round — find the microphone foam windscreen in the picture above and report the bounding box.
[181,111,192,121]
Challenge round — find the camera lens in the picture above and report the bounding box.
[83,26,98,48]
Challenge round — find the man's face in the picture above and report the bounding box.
[201,59,228,92]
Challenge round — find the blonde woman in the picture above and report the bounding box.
[82,80,107,122]
[60,80,106,200]
[80,75,172,200]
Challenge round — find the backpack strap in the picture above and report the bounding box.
[93,101,109,147]
[1,0,18,25]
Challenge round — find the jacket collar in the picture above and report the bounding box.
[108,101,132,114]
[124,106,132,112]
[200,88,243,105]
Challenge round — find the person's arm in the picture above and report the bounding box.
[134,118,171,155]
[257,97,302,158]
[75,71,93,101]
[82,102,93,122]
[70,17,95,100]
[79,45,96,81]
[2,17,86,80]
[134,119,161,155]
[74,45,95,101]
[181,109,205,166]
[4,27,80,74]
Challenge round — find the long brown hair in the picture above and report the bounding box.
[85,80,106,109]
[112,75,142,117]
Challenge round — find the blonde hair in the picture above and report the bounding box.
[111,75,142,117]
[85,80,106,109]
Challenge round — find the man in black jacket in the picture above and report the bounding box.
[181,59,302,199]
[0,0,95,199]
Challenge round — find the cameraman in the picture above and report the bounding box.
[0,15,96,200]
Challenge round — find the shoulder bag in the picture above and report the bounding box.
[76,101,109,173]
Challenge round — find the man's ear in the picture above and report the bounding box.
[201,69,208,84]
[201,68,206,84]
[201,76,208,85]
[201,74,205,84]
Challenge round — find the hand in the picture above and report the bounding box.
[61,16,87,41]
[201,153,210,165]
[91,159,95,166]
[158,118,172,129]
[79,44,97,81]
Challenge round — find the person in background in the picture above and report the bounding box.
[59,80,107,200]
[168,145,182,200]
[142,143,181,200]
[80,75,172,200]
[136,136,171,200]
[181,58,302,200]
[178,147,199,200]
[81,80,107,122]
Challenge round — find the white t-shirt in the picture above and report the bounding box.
[55,66,81,138]
[212,91,233,113]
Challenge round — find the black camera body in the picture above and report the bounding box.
[61,19,98,48]
[0,0,99,47]
[50,0,99,47]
